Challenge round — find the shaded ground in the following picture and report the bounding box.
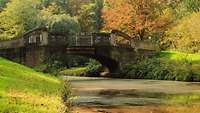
[66,76,200,113]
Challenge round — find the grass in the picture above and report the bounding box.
[0,57,64,113]
[158,51,200,77]
[158,51,200,63]
[59,67,88,76]
[160,93,200,113]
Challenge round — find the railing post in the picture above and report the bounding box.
[110,34,116,46]
[90,33,93,46]
[75,33,78,46]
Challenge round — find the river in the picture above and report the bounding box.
[66,76,200,113]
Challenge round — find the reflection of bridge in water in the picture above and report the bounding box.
[0,28,159,73]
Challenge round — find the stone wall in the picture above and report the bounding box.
[0,48,26,64]
[0,38,24,49]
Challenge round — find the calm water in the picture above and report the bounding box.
[66,76,200,107]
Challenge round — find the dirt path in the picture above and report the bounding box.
[66,76,200,113]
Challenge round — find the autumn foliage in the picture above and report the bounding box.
[102,0,171,40]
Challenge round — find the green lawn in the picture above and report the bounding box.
[60,67,87,76]
[158,51,200,63]
[158,51,200,77]
[0,58,64,113]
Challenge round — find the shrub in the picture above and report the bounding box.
[86,59,102,76]
[123,58,197,81]
[35,55,90,76]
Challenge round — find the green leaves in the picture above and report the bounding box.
[183,0,200,12]
[78,0,104,32]
[40,2,80,34]
[0,0,81,40]
[0,0,41,40]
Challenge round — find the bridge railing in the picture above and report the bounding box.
[75,32,93,46]
[75,32,112,47]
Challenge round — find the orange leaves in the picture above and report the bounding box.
[102,0,171,39]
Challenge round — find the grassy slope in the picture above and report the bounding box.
[158,51,200,62]
[158,51,200,75]
[0,58,64,113]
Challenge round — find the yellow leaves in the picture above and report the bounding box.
[41,2,63,16]
[165,12,200,52]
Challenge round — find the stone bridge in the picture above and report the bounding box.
[0,28,159,73]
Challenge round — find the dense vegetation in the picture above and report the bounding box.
[61,51,200,82]
[120,51,200,81]
[59,59,102,76]
[102,0,200,52]
[0,57,72,113]
[0,0,103,40]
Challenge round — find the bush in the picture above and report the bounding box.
[122,58,197,82]
[86,59,102,76]
[58,59,102,77]
[34,55,90,76]
[34,61,63,76]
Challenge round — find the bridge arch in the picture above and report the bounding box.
[65,47,120,73]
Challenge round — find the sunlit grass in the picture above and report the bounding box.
[0,57,64,113]
[157,51,200,77]
[158,51,200,63]
[60,67,87,76]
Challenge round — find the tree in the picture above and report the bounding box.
[41,0,82,16]
[182,0,200,12]
[94,0,104,31]
[162,12,200,53]
[102,0,171,41]
[40,2,80,34]
[0,0,41,40]
[78,0,104,32]
[0,0,8,11]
